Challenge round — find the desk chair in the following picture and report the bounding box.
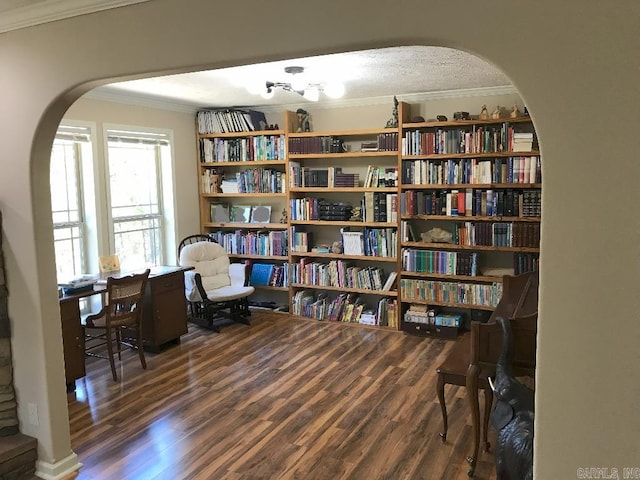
[83,269,150,381]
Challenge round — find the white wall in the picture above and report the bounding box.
[0,1,638,478]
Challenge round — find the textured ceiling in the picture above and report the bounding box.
[96,46,512,110]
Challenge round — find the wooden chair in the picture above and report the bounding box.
[466,312,537,476]
[83,269,150,381]
[435,270,539,477]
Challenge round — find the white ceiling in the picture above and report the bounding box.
[1,1,514,112]
[95,46,513,112]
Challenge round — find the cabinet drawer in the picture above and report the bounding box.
[403,322,460,339]
[149,272,183,295]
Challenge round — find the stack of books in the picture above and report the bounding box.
[511,132,534,152]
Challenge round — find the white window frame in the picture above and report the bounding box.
[103,125,175,270]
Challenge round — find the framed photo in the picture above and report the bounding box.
[230,205,251,223]
[210,202,230,223]
[250,205,272,223]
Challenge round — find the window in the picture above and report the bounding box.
[50,126,92,282]
[106,128,171,271]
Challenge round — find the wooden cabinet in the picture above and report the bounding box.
[59,299,86,387]
[141,268,188,351]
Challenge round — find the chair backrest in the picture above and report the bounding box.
[179,241,231,296]
[105,269,150,328]
[178,234,214,258]
[470,312,537,378]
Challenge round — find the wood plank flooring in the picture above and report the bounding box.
[68,312,497,480]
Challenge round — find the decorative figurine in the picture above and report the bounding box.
[436,115,448,122]
[479,104,489,120]
[510,104,521,118]
[385,96,399,128]
[296,108,311,132]
[331,241,343,254]
[411,115,426,123]
[349,206,363,222]
[453,111,470,121]
[279,208,288,224]
[491,106,502,119]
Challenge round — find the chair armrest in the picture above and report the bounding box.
[184,270,209,302]
[229,263,249,287]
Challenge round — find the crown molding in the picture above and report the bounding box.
[0,0,151,34]
[84,85,517,115]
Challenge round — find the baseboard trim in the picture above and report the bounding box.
[35,453,82,480]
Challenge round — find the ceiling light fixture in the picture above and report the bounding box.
[253,66,345,102]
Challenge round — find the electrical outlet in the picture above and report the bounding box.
[28,403,39,426]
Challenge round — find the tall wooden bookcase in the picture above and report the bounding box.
[194,102,542,335]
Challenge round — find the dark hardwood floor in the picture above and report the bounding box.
[68,312,497,480]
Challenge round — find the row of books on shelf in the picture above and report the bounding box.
[292,290,398,327]
[401,125,534,156]
[364,166,398,188]
[210,203,273,224]
[196,108,268,134]
[400,278,503,309]
[402,249,478,276]
[289,164,359,188]
[401,221,540,248]
[400,188,541,217]
[199,135,286,163]
[359,132,398,152]
[401,156,541,186]
[227,169,286,194]
[290,198,353,221]
[362,192,398,223]
[248,262,289,287]
[288,135,346,155]
[403,305,463,327]
[341,227,397,258]
[290,259,396,291]
[209,229,288,256]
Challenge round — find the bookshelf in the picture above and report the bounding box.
[194,102,542,334]
[196,109,290,302]
[285,111,400,328]
[397,101,541,336]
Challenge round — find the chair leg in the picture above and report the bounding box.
[115,328,122,360]
[436,373,448,442]
[482,387,493,452]
[136,326,147,370]
[105,326,118,381]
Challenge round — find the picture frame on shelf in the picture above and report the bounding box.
[230,205,251,223]
[250,205,272,223]
[210,202,230,223]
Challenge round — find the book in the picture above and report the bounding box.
[250,205,271,223]
[230,205,251,223]
[249,263,275,286]
[382,271,397,291]
[210,203,230,223]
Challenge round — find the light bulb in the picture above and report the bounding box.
[303,86,320,102]
[260,88,274,100]
[324,82,345,99]
[290,75,307,92]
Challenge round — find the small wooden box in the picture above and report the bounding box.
[402,321,461,339]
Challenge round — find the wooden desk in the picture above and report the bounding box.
[60,266,189,389]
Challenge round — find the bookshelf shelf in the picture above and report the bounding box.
[253,285,289,292]
[200,160,286,167]
[399,298,496,311]
[290,220,397,227]
[401,241,540,253]
[400,151,540,160]
[400,214,541,223]
[201,192,286,198]
[228,254,288,261]
[289,151,397,159]
[290,283,398,297]
[199,129,285,138]
[401,271,503,282]
[290,252,397,262]
[203,222,288,230]
[401,183,542,190]
[290,187,397,193]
